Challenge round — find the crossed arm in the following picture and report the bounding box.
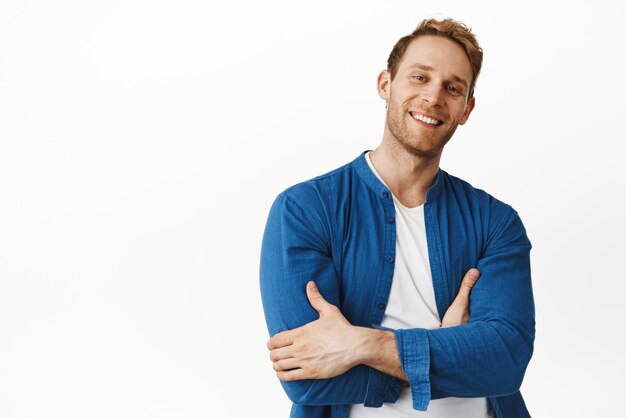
[260,192,534,409]
[268,269,481,383]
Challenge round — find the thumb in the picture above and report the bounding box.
[306,281,331,315]
[455,268,480,301]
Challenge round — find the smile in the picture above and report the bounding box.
[410,112,443,126]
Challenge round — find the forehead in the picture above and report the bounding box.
[398,35,472,82]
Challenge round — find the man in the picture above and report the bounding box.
[260,18,535,418]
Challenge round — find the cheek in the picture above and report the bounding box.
[460,106,473,123]
[453,102,470,121]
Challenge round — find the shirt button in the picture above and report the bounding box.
[378,302,386,310]
[386,256,394,263]
[382,191,390,199]
[386,216,394,224]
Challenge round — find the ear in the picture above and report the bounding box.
[459,96,475,125]
[377,70,390,101]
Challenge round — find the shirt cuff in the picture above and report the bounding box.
[394,328,431,411]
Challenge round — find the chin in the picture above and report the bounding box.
[398,137,443,157]
[400,143,440,159]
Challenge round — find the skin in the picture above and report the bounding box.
[268,35,479,382]
[372,34,475,207]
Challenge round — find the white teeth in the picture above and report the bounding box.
[412,112,441,126]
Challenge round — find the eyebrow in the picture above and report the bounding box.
[407,63,469,88]
[408,63,433,72]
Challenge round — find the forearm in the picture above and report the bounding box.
[354,319,532,409]
[392,318,533,412]
[426,320,533,397]
[278,365,401,405]
[352,327,408,383]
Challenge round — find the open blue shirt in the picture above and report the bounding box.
[260,152,535,418]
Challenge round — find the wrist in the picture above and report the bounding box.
[350,327,407,382]
[351,327,396,367]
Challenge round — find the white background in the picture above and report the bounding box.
[1,1,625,417]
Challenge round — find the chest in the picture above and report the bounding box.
[336,199,483,325]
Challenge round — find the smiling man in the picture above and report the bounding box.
[260,18,535,418]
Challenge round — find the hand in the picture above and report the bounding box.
[267,281,359,381]
[440,268,480,328]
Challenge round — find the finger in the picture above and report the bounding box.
[455,268,480,301]
[273,357,300,372]
[269,345,294,362]
[306,281,332,315]
[267,330,295,350]
[277,368,309,382]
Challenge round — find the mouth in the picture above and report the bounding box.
[410,112,443,127]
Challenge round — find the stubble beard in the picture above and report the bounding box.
[385,101,458,161]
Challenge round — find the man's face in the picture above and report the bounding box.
[378,35,475,159]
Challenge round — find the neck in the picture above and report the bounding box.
[369,140,441,208]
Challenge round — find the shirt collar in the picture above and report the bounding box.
[351,151,443,204]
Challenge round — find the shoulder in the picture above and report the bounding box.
[267,158,358,227]
[264,159,362,252]
[440,170,518,217]
[275,158,358,208]
[439,170,528,244]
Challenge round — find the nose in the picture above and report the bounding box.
[421,84,443,107]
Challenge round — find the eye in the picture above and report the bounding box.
[413,75,425,82]
[446,85,462,95]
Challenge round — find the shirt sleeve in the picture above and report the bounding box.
[394,205,535,411]
[260,189,404,406]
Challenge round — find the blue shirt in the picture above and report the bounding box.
[260,152,535,418]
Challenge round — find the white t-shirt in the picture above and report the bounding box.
[348,153,494,418]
